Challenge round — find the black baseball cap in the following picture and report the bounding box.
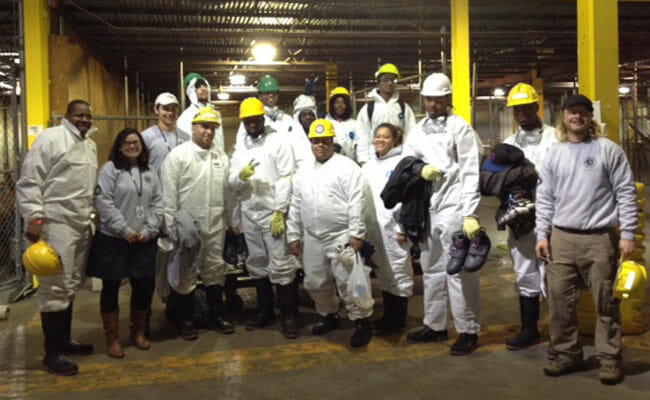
[562,94,593,112]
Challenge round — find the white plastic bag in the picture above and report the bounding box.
[348,252,374,309]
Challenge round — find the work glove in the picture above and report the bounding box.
[238,161,256,181]
[421,164,443,181]
[270,210,286,237]
[463,217,481,240]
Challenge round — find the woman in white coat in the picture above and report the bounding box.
[362,123,412,333]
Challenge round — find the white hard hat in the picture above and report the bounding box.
[293,94,317,113]
[154,92,179,107]
[421,73,452,97]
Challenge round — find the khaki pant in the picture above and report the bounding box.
[547,228,621,361]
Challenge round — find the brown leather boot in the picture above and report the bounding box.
[130,309,150,350]
[101,312,124,358]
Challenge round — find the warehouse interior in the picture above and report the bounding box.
[1,0,650,398]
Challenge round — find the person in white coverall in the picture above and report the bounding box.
[16,100,97,376]
[502,83,558,351]
[229,98,299,339]
[403,73,482,356]
[361,123,412,334]
[326,86,357,161]
[355,63,416,164]
[287,118,373,348]
[141,92,188,174]
[291,94,317,166]
[160,107,234,340]
[177,72,225,152]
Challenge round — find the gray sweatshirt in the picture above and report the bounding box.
[536,136,638,241]
[95,161,164,240]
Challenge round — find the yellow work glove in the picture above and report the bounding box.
[421,164,443,181]
[463,217,481,239]
[238,161,256,181]
[270,210,286,237]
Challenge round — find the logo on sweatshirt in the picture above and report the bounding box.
[584,156,597,169]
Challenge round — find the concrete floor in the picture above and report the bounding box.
[1,197,649,400]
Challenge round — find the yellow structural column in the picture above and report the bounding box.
[451,0,471,123]
[577,0,620,143]
[532,70,545,119]
[24,0,51,139]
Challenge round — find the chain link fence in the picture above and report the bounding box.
[0,104,20,290]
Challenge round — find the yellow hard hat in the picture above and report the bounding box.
[375,63,401,79]
[239,97,265,119]
[614,261,647,299]
[192,107,221,125]
[507,83,539,107]
[23,240,62,276]
[329,86,350,98]
[308,119,336,139]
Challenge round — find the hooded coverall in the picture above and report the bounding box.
[177,77,225,152]
[229,126,297,285]
[361,146,412,297]
[160,141,232,294]
[287,154,371,320]
[503,124,557,297]
[16,119,98,312]
[355,88,417,164]
[403,114,481,334]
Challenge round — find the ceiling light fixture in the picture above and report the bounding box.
[251,42,276,63]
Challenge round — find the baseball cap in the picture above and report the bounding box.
[562,94,593,112]
[154,92,179,107]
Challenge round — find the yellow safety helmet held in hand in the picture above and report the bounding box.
[507,83,539,107]
[614,261,647,300]
[192,107,221,125]
[23,240,62,276]
[329,86,350,98]
[375,63,401,79]
[308,119,336,139]
[240,97,265,119]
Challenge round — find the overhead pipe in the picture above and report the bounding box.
[124,56,129,126]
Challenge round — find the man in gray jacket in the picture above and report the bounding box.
[535,94,637,385]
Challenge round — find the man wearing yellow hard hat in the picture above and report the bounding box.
[16,99,97,376]
[326,86,358,161]
[355,63,416,164]
[287,119,373,348]
[160,106,235,341]
[502,83,558,352]
[229,98,299,338]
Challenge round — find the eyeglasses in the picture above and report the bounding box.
[122,140,141,148]
[378,77,398,84]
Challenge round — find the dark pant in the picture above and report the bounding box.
[100,277,155,313]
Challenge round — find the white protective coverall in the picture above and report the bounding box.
[287,154,371,320]
[362,146,412,297]
[355,88,417,164]
[160,140,231,294]
[177,77,225,152]
[503,123,557,297]
[16,119,98,312]
[141,125,190,174]
[403,114,481,334]
[326,114,357,161]
[229,126,297,285]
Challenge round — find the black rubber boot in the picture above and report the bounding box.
[205,285,234,334]
[179,291,198,341]
[62,303,93,355]
[277,282,299,339]
[373,291,395,331]
[245,279,276,330]
[406,326,448,344]
[390,295,409,331]
[451,333,478,356]
[312,313,341,335]
[350,318,372,348]
[506,296,541,350]
[41,311,79,376]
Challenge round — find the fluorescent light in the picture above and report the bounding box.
[619,86,631,95]
[229,74,246,86]
[217,92,230,100]
[493,88,505,97]
[251,43,276,63]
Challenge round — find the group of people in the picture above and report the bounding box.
[16,64,638,386]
